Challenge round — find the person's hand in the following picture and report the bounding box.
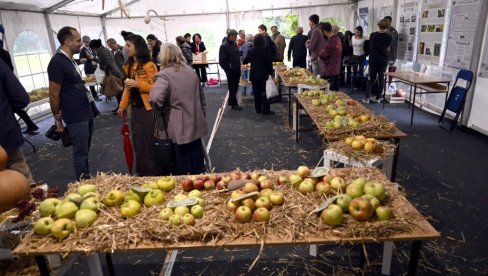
[124,79,138,89]
[117,108,126,118]
[80,58,87,64]
[55,120,64,133]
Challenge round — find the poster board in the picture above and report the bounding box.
[444,0,483,69]
[417,0,448,65]
[397,0,420,61]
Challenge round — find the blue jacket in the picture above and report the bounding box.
[0,57,29,154]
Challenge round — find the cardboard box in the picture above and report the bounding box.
[193,52,208,64]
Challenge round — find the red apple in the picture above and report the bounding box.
[241,172,251,180]
[296,166,311,178]
[253,207,270,223]
[321,204,344,226]
[260,180,274,190]
[259,188,274,199]
[276,176,289,185]
[209,174,222,183]
[197,175,210,182]
[315,182,332,195]
[250,172,261,180]
[227,200,240,212]
[322,175,333,184]
[181,178,194,192]
[361,194,380,211]
[230,171,241,180]
[203,180,215,191]
[222,175,232,183]
[254,196,272,209]
[242,182,259,193]
[349,198,373,221]
[269,192,285,206]
[194,179,204,190]
[216,181,227,190]
[241,198,255,211]
[235,206,252,223]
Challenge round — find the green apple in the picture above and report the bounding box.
[227,200,240,212]
[76,184,96,196]
[182,213,196,226]
[288,174,303,187]
[82,192,100,201]
[169,214,182,226]
[142,181,159,190]
[361,194,381,211]
[120,200,141,218]
[65,193,83,204]
[34,217,54,235]
[253,207,270,223]
[321,204,344,226]
[269,192,285,206]
[315,182,332,195]
[103,190,124,206]
[174,206,190,216]
[39,198,61,217]
[188,190,202,198]
[80,197,100,213]
[157,176,176,192]
[174,193,188,201]
[376,206,393,220]
[259,188,274,199]
[254,197,272,210]
[144,189,165,207]
[330,177,346,192]
[350,177,368,189]
[363,181,386,202]
[235,206,252,223]
[346,184,364,199]
[296,166,311,178]
[160,207,174,220]
[298,181,314,195]
[50,218,74,239]
[195,197,205,206]
[124,190,142,203]
[190,205,204,218]
[241,198,255,211]
[335,194,352,213]
[55,201,79,219]
[75,209,98,228]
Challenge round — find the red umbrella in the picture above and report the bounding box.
[120,114,134,174]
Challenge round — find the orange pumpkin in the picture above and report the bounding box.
[0,169,30,212]
[0,145,7,171]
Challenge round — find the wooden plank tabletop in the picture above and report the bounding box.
[13,168,437,256]
[386,71,451,84]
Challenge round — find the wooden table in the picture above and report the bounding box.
[14,168,437,276]
[294,94,407,182]
[384,71,451,126]
[192,60,221,86]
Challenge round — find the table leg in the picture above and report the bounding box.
[410,84,417,126]
[105,253,116,276]
[381,241,394,275]
[161,249,178,276]
[408,85,413,108]
[309,244,318,257]
[391,138,400,182]
[359,244,366,268]
[407,240,422,276]
[36,255,50,276]
[295,100,299,142]
[288,87,292,126]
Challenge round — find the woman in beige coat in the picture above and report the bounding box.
[150,43,207,175]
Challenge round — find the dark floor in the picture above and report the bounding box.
[12,83,488,275]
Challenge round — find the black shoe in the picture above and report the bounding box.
[231,106,243,110]
[262,110,275,115]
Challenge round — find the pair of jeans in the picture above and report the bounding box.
[66,119,93,180]
[251,79,270,113]
[311,59,321,77]
[226,72,241,107]
[366,63,388,99]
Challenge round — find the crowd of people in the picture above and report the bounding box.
[0,13,399,183]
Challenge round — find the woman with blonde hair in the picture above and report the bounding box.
[150,43,207,175]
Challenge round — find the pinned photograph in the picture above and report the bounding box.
[419,42,425,55]
[435,24,444,32]
[428,25,436,32]
[409,27,415,35]
[438,9,445,18]
[425,48,432,56]
[411,15,416,22]
[406,17,410,23]
[408,43,413,51]
[434,43,441,56]
[399,34,404,41]
[422,10,429,18]
[421,25,427,32]
[400,16,405,23]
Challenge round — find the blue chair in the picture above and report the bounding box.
[439,69,474,132]
[349,59,369,93]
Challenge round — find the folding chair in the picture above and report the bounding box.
[439,69,473,132]
[349,59,369,93]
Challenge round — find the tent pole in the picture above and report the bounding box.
[101,16,108,43]
[225,0,230,29]
[43,13,57,55]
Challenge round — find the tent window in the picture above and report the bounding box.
[13,31,50,92]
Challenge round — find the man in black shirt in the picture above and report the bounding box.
[362,19,392,103]
[288,27,308,68]
[48,26,94,180]
[219,29,242,110]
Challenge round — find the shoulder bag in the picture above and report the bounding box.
[153,107,175,167]
[103,70,123,97]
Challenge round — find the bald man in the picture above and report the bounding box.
[288,26,308,68]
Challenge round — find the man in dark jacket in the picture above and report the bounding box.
[258,24,278,62]
[219,29,242,110]
[79,35,99,100]
[0,57,33,182]
[287,27,308,68]
[319,23,342,91]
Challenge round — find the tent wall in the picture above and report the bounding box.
[49,14,104,46]
[297,4,356,32]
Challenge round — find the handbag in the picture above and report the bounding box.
[266,75,281,104]
[103,71,123,97]
[153,108,175,167]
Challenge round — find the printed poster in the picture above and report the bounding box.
[358,7,369,33]
[397,0,420,61]
[445,0,483,70]
[417,0,448,65]
[479,17,488,78]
